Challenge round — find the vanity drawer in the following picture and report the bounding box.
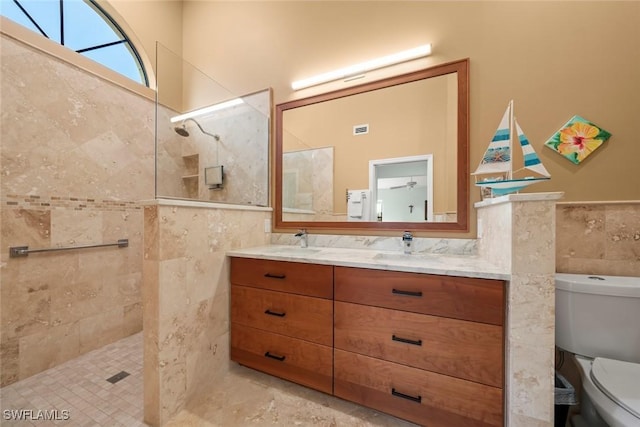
[232,285,333,346]
[334,349,503,427]
[335,301,503,388]
[335,266,504,325]
[231,323,333,394]
[231,257,333,299]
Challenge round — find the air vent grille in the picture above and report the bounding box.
[353,124,369,135]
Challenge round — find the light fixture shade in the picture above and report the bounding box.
[291,44,432,90]
[170,98,244,123]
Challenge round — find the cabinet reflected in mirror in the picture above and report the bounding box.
[275,59,469,232]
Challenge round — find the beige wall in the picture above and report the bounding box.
[179,1,640,235]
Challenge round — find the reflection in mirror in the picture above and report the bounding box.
[155,42,270,206]
[282,147,334,220]
[275,58,469,232]
[370,155,434,223]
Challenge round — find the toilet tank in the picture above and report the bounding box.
[555,274,640,364]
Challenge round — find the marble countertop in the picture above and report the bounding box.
[227,245,509,280]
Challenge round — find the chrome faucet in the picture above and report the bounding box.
[402,231,413,254]
[295,229,308,248]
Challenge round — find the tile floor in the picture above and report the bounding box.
[165,364,417,427]
[0,332,146,427]
[1,332,416,427]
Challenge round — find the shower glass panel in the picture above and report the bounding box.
[155,42,270,206]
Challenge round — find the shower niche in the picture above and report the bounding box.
[181,152,200,199]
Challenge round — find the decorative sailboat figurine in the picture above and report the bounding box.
[473,100,550,196]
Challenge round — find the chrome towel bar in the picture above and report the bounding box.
[9,239,128,258]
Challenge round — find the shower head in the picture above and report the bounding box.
[173,118,220,140]
[174,125,190,137]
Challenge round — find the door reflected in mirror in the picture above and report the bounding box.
[370,155,435,223]
[275,58,469,232]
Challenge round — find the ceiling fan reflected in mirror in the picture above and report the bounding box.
[389,178,418,190]
[390,181,417,190]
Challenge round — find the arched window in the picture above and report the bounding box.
[1,0,148,86]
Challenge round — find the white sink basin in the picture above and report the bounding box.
[262,246,322,256]
[373,252,425,262]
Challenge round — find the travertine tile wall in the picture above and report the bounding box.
[476,193,562,427]
[0,198,144,387]
[142,201,271,426]
[556,202,640,277]
[156,90,270,206]
[0,34,154,386]
[282,147,334,219]
[1,32,272,393]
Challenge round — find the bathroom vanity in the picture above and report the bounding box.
[230,258,334,394]
[143,193,559,426]
[229,248,507,427]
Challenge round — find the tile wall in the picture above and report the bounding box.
[142,201,271,426]
[556,201,640,277]
[1,32,273,395]
[282,147,334,221]
[0,197,144,387]
[0,34,154,387]
[476,193,562,427]
[156,90,270,206]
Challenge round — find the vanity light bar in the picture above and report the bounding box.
[170,98,244,123]
[291,44,432,91]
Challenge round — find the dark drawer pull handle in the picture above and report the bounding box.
[392,288,423,297]
[264,351,286,362]
[392,335,422,346]
[264,309,286,317]
[391,388,422,403]
[264,273,286,279]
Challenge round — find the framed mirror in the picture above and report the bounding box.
[275,58,469,232]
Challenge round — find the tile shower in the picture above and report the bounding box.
[0,32,272,398]
[1,33,153,387]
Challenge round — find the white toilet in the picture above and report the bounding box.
[555,273,640,427]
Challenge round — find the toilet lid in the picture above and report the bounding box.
[591,357,640,419]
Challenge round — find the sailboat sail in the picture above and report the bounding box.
[472,103,512,175]
[474,100,551,196]
[515,119,550,177]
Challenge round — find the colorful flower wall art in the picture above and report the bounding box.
[544,116,611,164]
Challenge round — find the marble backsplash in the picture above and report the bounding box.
[556,201,640,277]
[271,232,478,255]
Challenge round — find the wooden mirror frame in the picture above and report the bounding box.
[275,58,469,232]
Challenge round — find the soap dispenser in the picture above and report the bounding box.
[402,231,413,254]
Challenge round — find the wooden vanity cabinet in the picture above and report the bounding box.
[230,258,506,426]
[230,257,334,394]
[334,266,505,427]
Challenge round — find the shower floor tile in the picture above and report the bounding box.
[0,332,146,427]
